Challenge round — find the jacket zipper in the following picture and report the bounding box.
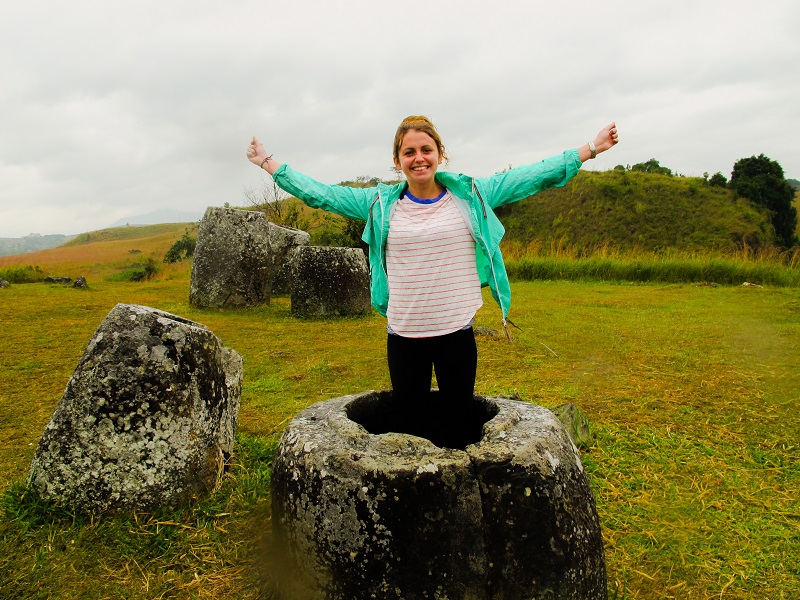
[368,190,388,277]
[472,179,512,341]
[472,180,488,219]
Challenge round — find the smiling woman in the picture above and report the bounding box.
[245,115,619,445]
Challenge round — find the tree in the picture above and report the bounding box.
[630,159,672,176]
[730,154,798,248]
[708,172,727,187]
[244,178,309,230]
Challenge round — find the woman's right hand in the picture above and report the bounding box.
[246,136,267,166]
[246,136,281,174]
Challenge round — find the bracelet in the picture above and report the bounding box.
[260,155,273,170]
[588,142,597,160]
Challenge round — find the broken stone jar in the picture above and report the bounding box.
[27,303,243,514]
[271,391,607,600]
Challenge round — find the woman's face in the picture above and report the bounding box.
[394,129,443,187]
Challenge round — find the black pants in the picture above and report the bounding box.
[386,327,478,448]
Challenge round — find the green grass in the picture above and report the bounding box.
[505,252,800,286]
[0,433,278,599]
[1,261,800,598]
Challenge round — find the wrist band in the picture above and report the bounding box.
[260,155,273,170]
[588,142,597,159]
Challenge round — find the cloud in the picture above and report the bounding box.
[1,0,798,237]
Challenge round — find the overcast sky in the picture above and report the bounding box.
[1,0,798,238]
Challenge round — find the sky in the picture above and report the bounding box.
[1,0,798,238]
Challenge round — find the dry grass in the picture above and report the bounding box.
[0,223,196,281]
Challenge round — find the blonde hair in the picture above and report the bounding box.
[392,115,449,165]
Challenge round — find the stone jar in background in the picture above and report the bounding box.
[271,391,607,600]
[190,206,271,308]
[269,225,311,295]
[190,206,310,308]
[27,304,243,514]
[289,246,371,317]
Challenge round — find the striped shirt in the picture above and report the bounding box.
[386,190,483,337]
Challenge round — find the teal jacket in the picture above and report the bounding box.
[272,149,582,326]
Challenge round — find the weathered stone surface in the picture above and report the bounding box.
[474,325,499,337]
[272,391,606,599]
[190,207,273,308]
[0,279,9,288]
[27,303,243,514]
[289,246,371,317]
[550,402,592,448]
[269,225,311,295]
[73,276,88,288]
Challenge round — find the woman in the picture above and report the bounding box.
[246,116,618,447]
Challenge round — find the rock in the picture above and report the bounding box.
[73,276,88,288]
[289,246,371,317]
[44,276,72,284]
[190,207,273,308]
[474,325,499,337]
[271,391,606,599]
[0,279,9,288]
[27,303,243,514]
[549,402,593,448]
[268,225,311,295]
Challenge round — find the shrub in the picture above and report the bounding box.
[107,258,159,282]
[0,265,46,283]
[709,172,728,187]
[164,231,197,263]
[630,158,673,176]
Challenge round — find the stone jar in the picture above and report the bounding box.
[289,246,371,317]
[27,304,243,514]
[271,391,607,600]
[190,207,272,308]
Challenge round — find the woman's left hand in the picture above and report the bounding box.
[593,122,619,153]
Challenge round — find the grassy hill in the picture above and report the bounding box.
[496,170,773,253]
[0,223,197,282]
[62,223,197,247]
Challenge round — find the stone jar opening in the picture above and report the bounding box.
[345,389,498,449]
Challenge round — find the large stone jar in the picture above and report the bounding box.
[27,304,243,514]
[271,391,606,599]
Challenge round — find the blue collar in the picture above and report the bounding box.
[404,188,447,204]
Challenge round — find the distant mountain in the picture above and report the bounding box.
[0,234,76,257]
[110,208,204,227]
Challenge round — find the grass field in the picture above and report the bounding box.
[1,236,799,598]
